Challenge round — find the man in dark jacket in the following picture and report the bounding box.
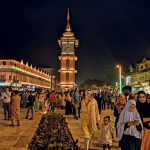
[25,91,35,120]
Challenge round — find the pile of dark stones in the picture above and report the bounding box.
[28,113,80,150]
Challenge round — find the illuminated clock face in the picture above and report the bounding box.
[62,43,74,54]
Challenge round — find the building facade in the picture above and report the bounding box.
[129,57,150,93]
[0,59,55,90]
[58,9,79,90]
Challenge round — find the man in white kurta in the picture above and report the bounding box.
[81,90,100,150]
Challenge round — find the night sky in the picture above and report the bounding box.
[0,0,150,84]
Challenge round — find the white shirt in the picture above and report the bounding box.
[98,124,114,145]
[2,92,11,103]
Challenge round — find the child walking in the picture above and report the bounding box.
[98,116,115,150]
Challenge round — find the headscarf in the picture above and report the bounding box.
[117,100,142,141]
[115,94,126,112]
[136,91,149,119]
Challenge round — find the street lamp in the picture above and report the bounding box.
[116,64,122,93]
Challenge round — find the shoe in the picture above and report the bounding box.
[25,116,28,119]
[17,120,20,126]
[4,118,7,120]
[29,117,33,120]
[9,124,14,126]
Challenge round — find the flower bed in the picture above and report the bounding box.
[28,113,80,150]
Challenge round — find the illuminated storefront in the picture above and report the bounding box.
[129,57,150,94]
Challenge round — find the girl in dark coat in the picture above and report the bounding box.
[137,91,150,150]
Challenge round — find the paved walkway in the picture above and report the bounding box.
[0,108,42,150]
[63,109,119,150]
[0,108,118,150]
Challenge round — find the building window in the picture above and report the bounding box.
[145,63,148,69]
[9,75,11,80]
[3,61,6,65]
[136,66,139,71]
[0,75,5,80]
[132,77,136,82]
[140,65,144,70]
[145,74,150,80]
[10,62,13,65]
[139,76,144,81]
[66,73,69,82]
[66,59,70,69]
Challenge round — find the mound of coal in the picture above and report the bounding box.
[28,113,80,150]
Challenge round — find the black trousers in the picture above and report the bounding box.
[101,100,106,110]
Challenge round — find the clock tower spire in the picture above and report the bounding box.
[58,9,79,90]
[65,8,71,32]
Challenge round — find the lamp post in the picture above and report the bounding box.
[116,64,122,93]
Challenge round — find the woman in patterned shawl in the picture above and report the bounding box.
[10,90,21,126]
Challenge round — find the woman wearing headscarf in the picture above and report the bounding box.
[10,90,21,126]
[114,94,126,136]
[137,91,150,150]
[117,100,143,150]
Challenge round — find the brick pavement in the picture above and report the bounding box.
[63,109,119,150]
[0,107,118,150]
[0,108,42,150]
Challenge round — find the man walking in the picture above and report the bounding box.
[81,89,100,150]
[50,91,57,112]
[72,88,80,120]
[2,88,11,120]
[25,91,35,120]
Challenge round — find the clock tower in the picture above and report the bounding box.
[58,9,79,90]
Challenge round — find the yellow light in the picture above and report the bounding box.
[116,64,120,68]
[116,64,122,93]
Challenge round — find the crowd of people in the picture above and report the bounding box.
[80,87,150,150]
[0,86,150,150]
[0,88,84,125]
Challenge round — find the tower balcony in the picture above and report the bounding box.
[58,56,77,61]
[59,83,77,87]
[58,69,77,73]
